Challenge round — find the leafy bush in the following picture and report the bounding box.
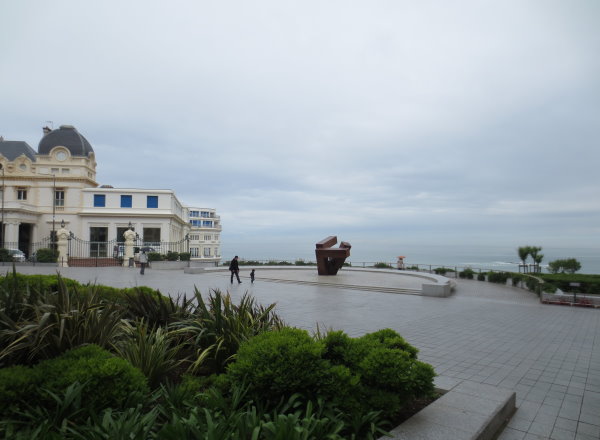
[511,274,523,286]
[0,365,43,413]
[123,287,193,327]
[0,249,11,262]
[373,262,393,269]
[0,345,148,417]
[114,323,182,388]
[537,273,600,294]
[179,252,191,261]
[548,258,582,274]
[228,327,435,422]
[487,272,510,284]
[173,289,285,375]
[34,248,58,263]
[322,329,435,420]
[433,267,453,275]
[0,275,126,366]
[226,328,334,402]
[166,251,179,261]
[36,345,149,410]
[147,252,163,262]
[459,268,475,279]
[477,273,486,281]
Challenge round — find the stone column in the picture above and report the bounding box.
[123,229,136,267]
[56,226,70,267]
[4,221,19,246]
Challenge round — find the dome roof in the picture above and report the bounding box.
[38,125,94,157]
[0,140,37,162]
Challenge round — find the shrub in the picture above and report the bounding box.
[0,276,126,366]
[0,365,43,413]
[548,258,582,274]
[166,251,179,261]
[34,248,58,263]
[179,252,191,261]
[459,268,475,279]
[114,323,182,389]
[36,345,149,410]
[0,345,148,416]
[147,252,163,262]
[477,273,486,281]
[433,267,452,275]
[0,249,11,262]
[326,329,435,420]
[174,289,285,375]
[227,328,326,399]
[511,274,522,286]
[227,327,436,422]
[360,328,418,359]
[536,273,600,294]
[487,272,510,284]
[373,262,393,269]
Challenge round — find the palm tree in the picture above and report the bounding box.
[532,253,544,273]
[529,247,542,273]
[518,246,531,273]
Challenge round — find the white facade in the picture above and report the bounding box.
[0,125,221,263]
[186,207,221,264]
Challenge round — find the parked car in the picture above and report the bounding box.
[8,249,26,262]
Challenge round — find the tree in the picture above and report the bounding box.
[532,253,544,273]
[529,247,543,273]
[548,258,581,274]
[517,246,531,273]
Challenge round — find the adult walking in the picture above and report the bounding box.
[229,255,241,283]
[139,250,148,275]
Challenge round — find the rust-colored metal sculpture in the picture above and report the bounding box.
[315,236,351,275]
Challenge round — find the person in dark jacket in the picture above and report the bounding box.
[229,255,241,283]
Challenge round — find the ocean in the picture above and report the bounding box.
[221,242,600,275]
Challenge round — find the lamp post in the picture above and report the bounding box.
[0,164,4,248]
[52,174,56,249]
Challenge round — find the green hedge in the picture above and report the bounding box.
[226,328,435,421]
[0,345,148,414]
[538,273,600,294]
[459,268,475,279]
[35,248,58,263]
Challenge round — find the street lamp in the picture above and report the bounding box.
[0,164,4,248]
[52,174,56,249]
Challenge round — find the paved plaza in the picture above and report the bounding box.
[8,265,600,440]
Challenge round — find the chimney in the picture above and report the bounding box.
[42,126,52,135]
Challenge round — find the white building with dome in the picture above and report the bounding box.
[0,125,221,265]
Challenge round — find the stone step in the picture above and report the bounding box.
[382,381,516,440]
[248,276,421,295]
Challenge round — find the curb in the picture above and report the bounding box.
[381,381,515,440]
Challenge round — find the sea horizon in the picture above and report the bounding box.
[221,243,600,275]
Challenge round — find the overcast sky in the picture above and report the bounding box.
[1,1,599,260]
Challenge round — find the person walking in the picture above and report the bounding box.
[229,255,241,283]
[139,250,148,275]
[250,269,255,283]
